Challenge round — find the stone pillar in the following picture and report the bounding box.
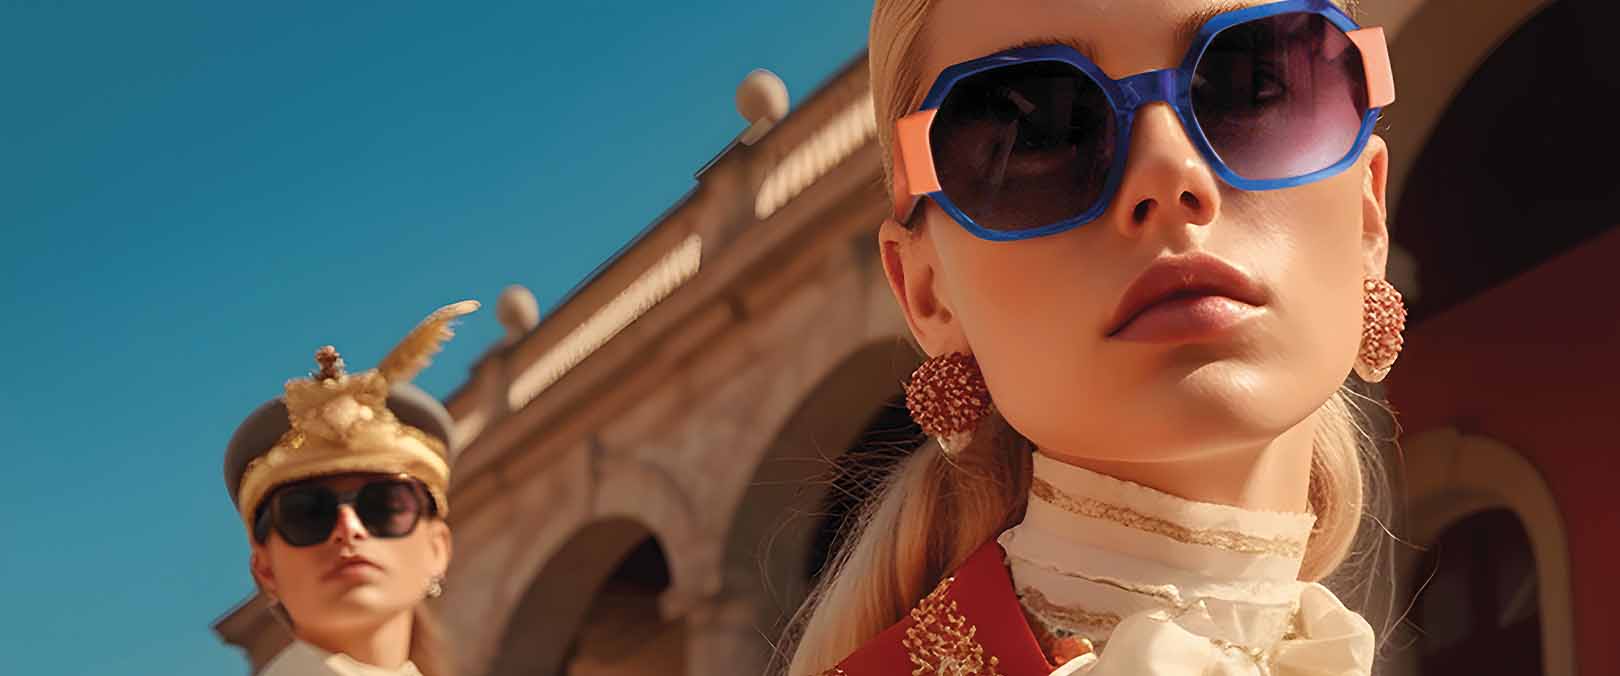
[683,592,776,676]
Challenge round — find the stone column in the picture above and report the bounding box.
[683,592,777,676]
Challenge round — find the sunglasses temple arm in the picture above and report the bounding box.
[891,111,941,222]
[1347,27,1396,108]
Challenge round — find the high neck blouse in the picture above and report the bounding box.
[997,453,1374,675]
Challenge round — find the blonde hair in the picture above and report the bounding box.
[781,2,1386,674]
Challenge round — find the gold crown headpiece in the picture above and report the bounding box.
[235,301,479,532]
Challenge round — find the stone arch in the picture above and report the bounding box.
[715,338,922,652]
[594,456,719,615]
[483,517,674,676]
[1388,0,1616,320]
[478,455,708,676]
[1397,427,1576,676]
[1381,0,1556,207]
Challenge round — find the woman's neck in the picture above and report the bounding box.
[297,609,414,670]
[1036,414,1316,513]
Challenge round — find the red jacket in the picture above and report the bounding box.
[824,541,1057,676]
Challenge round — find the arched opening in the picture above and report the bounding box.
[716,339,921,660]
[1392,0,1619,321]
[561,537,685,676]
[1384,428,1576,676]
[803,393,925,583]
[1410,508,1543,674]
[486,519,680,676]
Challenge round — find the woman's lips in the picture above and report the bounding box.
[325,556,384,581]
[1109,294,1263,342]
[1108,253,1268,343]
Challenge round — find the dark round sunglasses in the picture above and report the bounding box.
[253,476,436,547]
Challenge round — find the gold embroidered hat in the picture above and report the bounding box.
[224,301,479,534]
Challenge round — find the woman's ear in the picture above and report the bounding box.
[250,547,279,600]
[429,520,453,577]
[878,217,967,356]
[1360,135,1392,278]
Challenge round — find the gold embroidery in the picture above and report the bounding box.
[1017,592,1104,666]
[903,576,1002,676]
[1030,478,1306,558]
[1017,587,1122,635]
[816,669,849,676]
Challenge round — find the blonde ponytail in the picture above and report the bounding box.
[784,417,1032,676]
[1305,390,1370,581]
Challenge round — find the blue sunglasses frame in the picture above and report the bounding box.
[894,0,1394,242]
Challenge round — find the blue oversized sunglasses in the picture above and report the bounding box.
[888,0,1396,241]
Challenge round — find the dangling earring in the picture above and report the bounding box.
[904,352,992,456]
[426,575,445,599]
[1354,277,1407,383]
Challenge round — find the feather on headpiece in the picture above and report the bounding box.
[378,300,480,384]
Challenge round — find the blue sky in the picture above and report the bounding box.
[0,3,868,673]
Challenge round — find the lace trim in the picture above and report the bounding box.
[1017,587,1122,635]
[1030,478,1307,558]
[903,576,1003,676]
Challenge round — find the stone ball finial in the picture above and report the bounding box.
[496,284,539,341]
[737,69,789,127]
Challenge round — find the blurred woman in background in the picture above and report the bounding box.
[224,301,478,676]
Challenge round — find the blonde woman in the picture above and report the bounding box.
[787,0,1402,674]
[224,302,477,676]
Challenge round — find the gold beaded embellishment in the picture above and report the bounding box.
[904,353,992,455]
[903,576,1003,676]
[1355,278,1406,383]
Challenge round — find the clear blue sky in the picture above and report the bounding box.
[0,3,868,673]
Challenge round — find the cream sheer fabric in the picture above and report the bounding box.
[999,454,1373,676]
[260,640,424,676]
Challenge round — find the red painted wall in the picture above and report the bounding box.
[1388,227,1620,675]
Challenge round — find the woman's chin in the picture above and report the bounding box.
[312,590,414,623]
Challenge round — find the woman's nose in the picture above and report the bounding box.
[329,504,370,543]
[1110,104,1221,237]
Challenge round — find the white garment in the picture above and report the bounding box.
[997,453,1374,676]
[260,640,424,676]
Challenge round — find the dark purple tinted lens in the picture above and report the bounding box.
[1192,12,1370,181]
[355,481,423,539]
[273,486,339,547]
[930,60,1117,231]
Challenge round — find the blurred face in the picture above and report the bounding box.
[883,0,1389,463]
[250,474,451,634]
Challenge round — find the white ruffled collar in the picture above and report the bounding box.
[1008,453,1316,584]
[999,454,1373,675]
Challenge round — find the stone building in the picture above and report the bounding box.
[217,1,1617,674]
